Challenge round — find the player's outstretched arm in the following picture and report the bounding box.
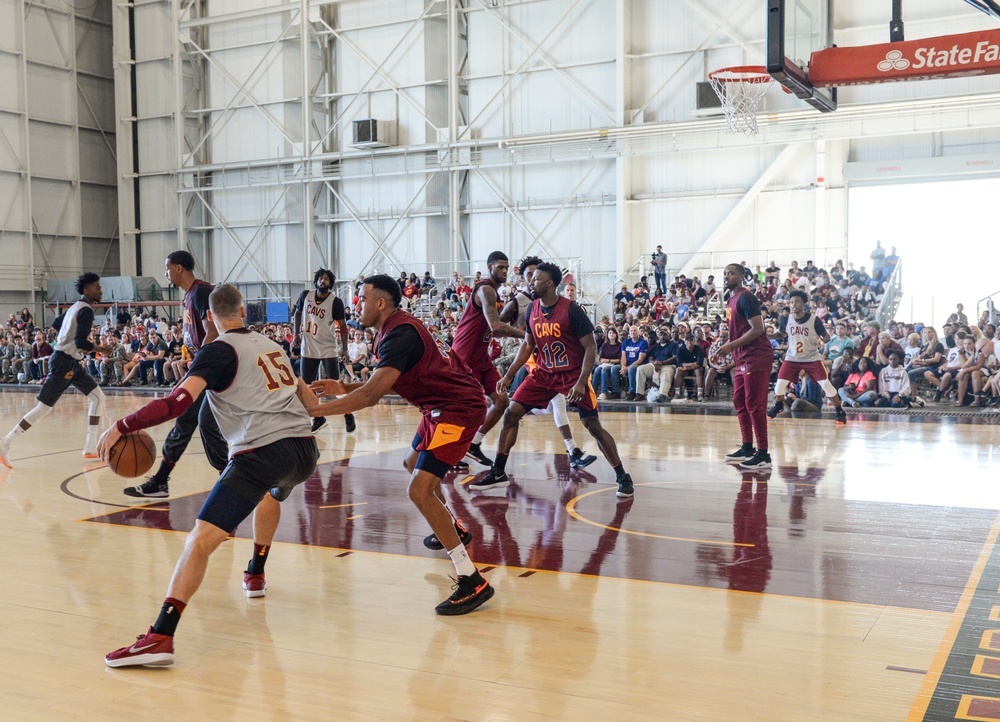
[296,377,319,409]
[97,376,207,461]
[479,285,525,340]
[309,366,401,417]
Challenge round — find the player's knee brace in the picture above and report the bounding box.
[820,379,838,397]
[87,387,107,418]
[23,402,53,426]
[551,394,569,428]
[774,379,790,396]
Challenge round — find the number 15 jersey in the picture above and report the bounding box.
[525,296,595,388]
[187,329,312,457]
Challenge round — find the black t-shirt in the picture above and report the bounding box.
[677,344,705,366]
[186,335,239,391]
[736,292,763,322]
[166,340,182,358]
[525,300,594,340]
[375,324,424,374]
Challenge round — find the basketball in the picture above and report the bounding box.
[107,431,157,478]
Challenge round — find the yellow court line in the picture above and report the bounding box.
[565,483,754,547]
[906,509,1000,721]
[457,475,475,485]
[347,515,364,521]
[319,502,369,510]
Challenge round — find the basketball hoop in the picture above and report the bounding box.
[708,66,774,136]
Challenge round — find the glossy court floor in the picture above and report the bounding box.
[1,388,999,721]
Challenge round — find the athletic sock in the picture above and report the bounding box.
[247,543,271,575]
[3,425,25,445]
[563,438,576,454]
[447,544,476,577]
[84,423,99,448]
[613,463,626,478]
[150,460,175,486]
[493,453,508,473]
[151,597,187,637]
[472,430,486,445]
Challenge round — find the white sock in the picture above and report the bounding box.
[4,425,26,446]
[563,437,576,454]
[84,423,100,449]
[447,544,476,577]
[472,431,485,445]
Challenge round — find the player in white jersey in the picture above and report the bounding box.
[0,272,112,468]
[768,290,847,425]
[101,284,319,668]
[293,268,356,434]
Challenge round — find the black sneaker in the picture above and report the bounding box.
[345,414,356,433]
[725,443,756,462]
[464,442,494,468]
[836,408,847,425]
[616,473,634,498]
[451,460,470,473]
[435,571,495,615]
[123,477,170,498]
[470,467,509,491]
[310,417,327,433]
[569,448,597,469]
[767,401,784,419]
[739,450,772,470]
[423,519,474,551]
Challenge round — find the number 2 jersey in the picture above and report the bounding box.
[525,296,595,389]
[784,312,828,363]
[373,309,486,428]
[186,329,312,456]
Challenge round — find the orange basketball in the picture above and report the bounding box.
[108,430,157,478]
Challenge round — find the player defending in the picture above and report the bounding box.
[102,285,319,667]
[124,251,228,498]
[711,263,774,470]
[309,275,495,615]
[473,262,634,498]
[0,273,111,468]
[293,268,356,434]
[768,290,847,425]
[451,251,525,467]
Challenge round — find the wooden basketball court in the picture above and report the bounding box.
[1,387,997,720]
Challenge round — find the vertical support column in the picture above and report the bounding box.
[613,0,636,282]
[17,0,36,304]
[813,139,826,267]
[300,0,314,281]
[173,0,187,256]
[69,1,83,275]
[114,0,137,274]
[447,0,461,267]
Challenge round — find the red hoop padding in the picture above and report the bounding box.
[708,66,773,84]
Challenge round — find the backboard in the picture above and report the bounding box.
[766,0,838,112]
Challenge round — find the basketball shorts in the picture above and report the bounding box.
[198,436,319,533]
[512,372,598,418]
[37,351,97,407]
[469,360,502,397]
[411,415,479,477]
[776,360,829,384]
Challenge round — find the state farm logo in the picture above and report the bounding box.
[878,50,910,72]
[876,40,1000,72]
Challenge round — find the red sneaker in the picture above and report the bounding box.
[105,627,175,668]
[243,572,266,598]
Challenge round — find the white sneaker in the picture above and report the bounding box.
[0,438,11,469]
[597,393,607,400]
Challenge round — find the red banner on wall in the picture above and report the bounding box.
[809,28,1000,87]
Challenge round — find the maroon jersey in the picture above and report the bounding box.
[726,287,773,366]
[183,279,214,352]
[374,309,486,427]
[450,279,501,369]
[526,296,593,388]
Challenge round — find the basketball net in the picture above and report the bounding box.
[708,67,774,136]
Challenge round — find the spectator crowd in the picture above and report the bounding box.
[4,248,997,414]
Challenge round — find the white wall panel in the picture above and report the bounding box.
[0,173,25,227]
[25,65,74,124]
[28,120,74,178]
[25,8,71,66]
[0,55,23,111]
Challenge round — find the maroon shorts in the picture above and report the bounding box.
[413,415,478,469]
[777,360,829,384]
[512,373,598,417]
[468,361,501,397]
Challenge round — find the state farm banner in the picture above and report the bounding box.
[809,28,1000,87]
